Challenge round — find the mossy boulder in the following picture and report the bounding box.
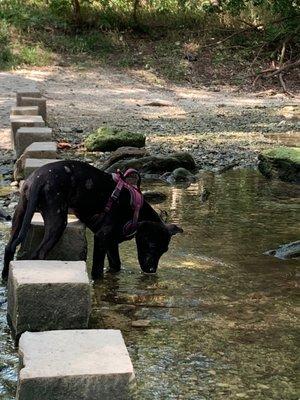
[258,147,300,183]
[85,127,146,152]
[105,152,196,175]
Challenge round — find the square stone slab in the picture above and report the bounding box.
[24,141,57,158]
[14,143,57,182]
[17,330,135,400]
[24,158,58,178]
[15,127,52,157]
[10,115,45,149]
[7,261,91,340]
[11,106,39,116]
[17,213,87,262]
[20,97,47,121]
[16,90,41,106]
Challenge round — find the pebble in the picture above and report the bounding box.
[131,319,151,328]
[8,202,18,210]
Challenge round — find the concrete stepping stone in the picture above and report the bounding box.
[15,127,52,157]
[17,330,135,400]
[23,141,57,158]
[24,158,57,178]
[14,142,58,181]
[7,261,91,340]
[10,115,45,149]
[19,97,47,121]
[11,106,39,116]
[16,90,41,106]
[17,213,87,262]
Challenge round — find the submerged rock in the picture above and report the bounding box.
[264,240,300,259]
[85,127,145,152]
[164,167,196,184]
[258,147,300,183]
[106,152,196,175]
[199,188,210,203]
[0,207,11,221]
[101,146,149,171]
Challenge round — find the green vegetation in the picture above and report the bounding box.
[0,0,298,85]
[258,147,300,183]
[85,127,145,151]
[261,147,300,164]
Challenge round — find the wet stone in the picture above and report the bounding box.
[17,329,135,400]
[15,127,52,157]
[24,158,57,178]
[7,261,91,340]
[10,116,45,149]
[17,213,87,262]
[11,106,39,116]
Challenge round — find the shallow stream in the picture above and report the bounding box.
[0,170,299,400]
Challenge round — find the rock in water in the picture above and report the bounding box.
[101,146,149,170]
[264,240,300,259]
[165,167,196,184]
[200,188,210,203]
[0,207,11,221]
[106,152,196,175]
[258,147,300,183]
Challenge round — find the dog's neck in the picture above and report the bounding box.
[139,201,164,224]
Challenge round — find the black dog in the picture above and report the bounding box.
[2,160,183,280]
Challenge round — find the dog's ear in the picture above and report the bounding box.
[166,223,183,236]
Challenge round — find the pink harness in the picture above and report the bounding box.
[104,169,143,239]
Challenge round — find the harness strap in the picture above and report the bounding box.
[102,169,143,238]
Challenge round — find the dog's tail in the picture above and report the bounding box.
[10,180,41,253]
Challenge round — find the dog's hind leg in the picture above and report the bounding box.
[30,205,68,260]
[2,196,28,280]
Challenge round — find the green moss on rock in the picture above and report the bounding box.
[85,127,146,152]
[258,147,300,183]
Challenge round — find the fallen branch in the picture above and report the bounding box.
[251,59,300,78]
[278,73,293,97]
[265,59,300,77]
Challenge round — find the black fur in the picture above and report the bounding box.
[2,160,182,280]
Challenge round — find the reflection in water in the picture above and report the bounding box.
[0,170,299,399]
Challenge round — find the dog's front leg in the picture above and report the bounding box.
[107,242,121,272]
[92,235,106,280]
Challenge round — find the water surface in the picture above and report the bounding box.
[0,170,299,399]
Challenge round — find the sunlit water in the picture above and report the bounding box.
[0,170,299,399]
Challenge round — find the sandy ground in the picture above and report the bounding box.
[0,66,299,170]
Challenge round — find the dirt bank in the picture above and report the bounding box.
[0,66,299,179]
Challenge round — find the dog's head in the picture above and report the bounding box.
[135,221,183,274]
